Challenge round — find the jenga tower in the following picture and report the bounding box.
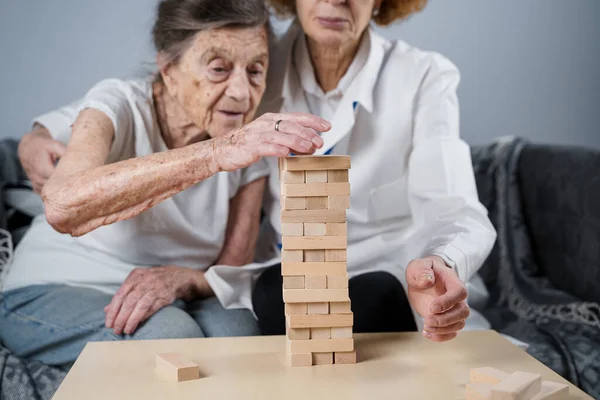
[278,155,355,367]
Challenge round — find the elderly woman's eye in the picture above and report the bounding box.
[212,67,228,73]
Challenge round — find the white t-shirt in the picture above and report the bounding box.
[2,78,269,295]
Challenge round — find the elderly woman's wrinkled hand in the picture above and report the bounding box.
[211,112,328,172]
[406,256,470,342]
[18,126,66,194]
[104,266,212,335]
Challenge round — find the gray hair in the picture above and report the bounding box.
[152,0,270,65]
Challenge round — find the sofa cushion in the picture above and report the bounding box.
[517,144,600,304]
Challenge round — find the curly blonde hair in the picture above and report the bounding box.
[268,0,427,26]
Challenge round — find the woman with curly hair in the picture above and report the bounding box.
[251,0,497,341]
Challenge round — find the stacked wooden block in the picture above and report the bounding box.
[279,155,355,367]
[467,367,569,400]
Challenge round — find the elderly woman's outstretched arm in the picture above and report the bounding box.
[43,108,327,236]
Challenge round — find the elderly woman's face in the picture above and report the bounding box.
[296,0,380,47]
[164,26,269,138]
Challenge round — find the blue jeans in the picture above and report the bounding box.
[0,285,260,370]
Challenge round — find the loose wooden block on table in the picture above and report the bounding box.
[304,249,325,262]
[327,170,349,183]
[283,183,350,197]
[306,196,328,210]
[284,288,349,303]
[287,338,354,353]
[281,210,346,223]
[287,352,312,367]
[288,314,354,329]
[491,371,542,400]
[328,196,350,209]
[471,367,509,385]
[305,275,326,289]
[325,249,347,262]
[285,303,307,315]
[281,250,303,262]
[282,223,304,237]
[282,262,348,276]
[531,381,569,400]
[310,327,331,339]
[330,301,352,314]
[334,350,356,365]
[326,223,347,236]
[282,155,351,171]
[313,352,334,365]
[466,383,493,400]
[304,223,326,236]
[283,276,305,289]
[327,275,348,289]
[282,236,347,250]
[155,353,199,382]
[307,302,329,315]
[305,170,328,183]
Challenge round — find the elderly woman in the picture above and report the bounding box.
[250,0,497,340]
[0,0,326,369]
[16,0,496,343]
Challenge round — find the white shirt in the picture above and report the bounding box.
[253,22,497,328]
[2,78,269,296]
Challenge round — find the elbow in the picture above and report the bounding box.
[42,185,82,236]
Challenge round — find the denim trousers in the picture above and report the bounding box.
[0,284,260,370]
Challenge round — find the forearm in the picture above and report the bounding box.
[215,178,265,266]
[43,140,220,236]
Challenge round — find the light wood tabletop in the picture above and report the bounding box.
[53,330,592,400]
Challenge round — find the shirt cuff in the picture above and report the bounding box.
[429,242,468,282]
[32,111,73,144]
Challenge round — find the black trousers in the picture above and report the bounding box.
[252,264,417,335]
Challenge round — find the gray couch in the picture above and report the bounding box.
[0,137,598,399]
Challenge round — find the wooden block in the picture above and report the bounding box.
[287,338,354,353]
[284,289,349,303]
[330,301,352,314]
[283,236,347,250]
[325,249,347,261]
[282,262,348,276]
[327,275,348,289]
[284,183,350,197]
[313,352,333,365]
[281,223,304,237]
[282,197,306,210]
[304,223,326,236]
[305,275,327,289]
[334,350,356,364]
[328,196,350,210]
[287,352,312,367]
[531,381,569,400]
[470,367,509,385]
[327,169,349,183]
[156,353,200,382]
[310,327,331,339]
[283,156,351,171]
[466,383,493,400]
[281,210,346,223]
[282,170,305,184]
[491,372,542,400]
[281,250,303,262]
[285,303,307,315]
[331,327,353,339]
[326,223,347,236]
[307,302,329,314]
[283,276,305,289]
[304,250,325,262]
[288,328,310,340]
[288,314,354,329]
[306,196,328,210]
[305,170,328,183]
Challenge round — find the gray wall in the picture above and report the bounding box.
[1,1,599,147]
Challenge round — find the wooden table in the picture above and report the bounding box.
[53,331,592,400]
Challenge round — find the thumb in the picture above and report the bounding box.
[49,141,66,159]
[406,258,436,289]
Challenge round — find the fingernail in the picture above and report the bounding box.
[321,122,330,129]
[419,273,434,285]
[301,141,312,151]
[312,137,323,147]
[431,304,443,313]
[422,330,432,339]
